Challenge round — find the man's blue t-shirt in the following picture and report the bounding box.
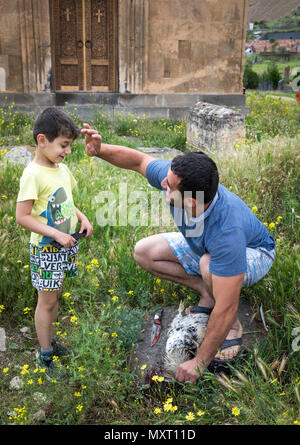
[146,159,275,277]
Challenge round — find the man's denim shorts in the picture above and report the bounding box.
[160,232,275,287]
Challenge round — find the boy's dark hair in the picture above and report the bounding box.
[33,107,80,143]
[171,151,219,204]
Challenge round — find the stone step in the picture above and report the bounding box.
[0,92,247,120]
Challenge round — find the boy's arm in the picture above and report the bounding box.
[16,200,76,248]
[75,207,93,237]
[81,123,155,178]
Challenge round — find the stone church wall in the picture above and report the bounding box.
[0,0,247,94]
[119,0,248,94]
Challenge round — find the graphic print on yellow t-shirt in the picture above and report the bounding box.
[39,186,76,245]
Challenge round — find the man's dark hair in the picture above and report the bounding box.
[171,151,219,203]
[33,107,80,143]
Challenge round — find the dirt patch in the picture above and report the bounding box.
[130,299,265,384]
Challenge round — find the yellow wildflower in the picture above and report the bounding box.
[232,406,241,416]
[21,365,29,375]
[23,307,31,314]
[163,402,173,412]
[91,258,99,264]
[76,404,83,413]
[185,412,195,421]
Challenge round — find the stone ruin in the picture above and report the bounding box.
[187,101,246,152]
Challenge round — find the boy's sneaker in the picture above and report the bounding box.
[36,349,68,382]
[51,339,70,358]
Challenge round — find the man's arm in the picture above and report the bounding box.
[81,123,155,177]
[175,273,244,383]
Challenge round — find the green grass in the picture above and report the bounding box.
[245,91,300,141]
[247,55,300,78]
[0,95,299,425]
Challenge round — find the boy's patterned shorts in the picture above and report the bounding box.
[30,242,78,291]
[160,232,275,287]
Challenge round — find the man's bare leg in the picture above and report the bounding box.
[134,235,214,307]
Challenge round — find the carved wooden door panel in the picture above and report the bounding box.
[86,0,117,91]
[51,0,117,91]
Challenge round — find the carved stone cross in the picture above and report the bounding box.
[96,9,103,23]
[64,8,71,22]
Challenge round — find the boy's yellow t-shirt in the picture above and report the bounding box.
[17,161,78,246]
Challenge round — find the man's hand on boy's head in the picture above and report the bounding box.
[81,123,102,157]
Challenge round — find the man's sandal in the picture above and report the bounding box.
[184,305,213,316]
[208,337,248,375]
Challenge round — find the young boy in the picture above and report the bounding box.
[16,107,93,380]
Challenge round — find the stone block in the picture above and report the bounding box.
[2,146,33,167]
[187,101,245,151]
[0,327,6,351]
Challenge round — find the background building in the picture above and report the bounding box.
[0,0,248,116]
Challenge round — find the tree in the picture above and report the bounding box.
[266,63,281,89]
[243,64,259,89]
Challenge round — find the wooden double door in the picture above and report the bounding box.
[51,0,117,91]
